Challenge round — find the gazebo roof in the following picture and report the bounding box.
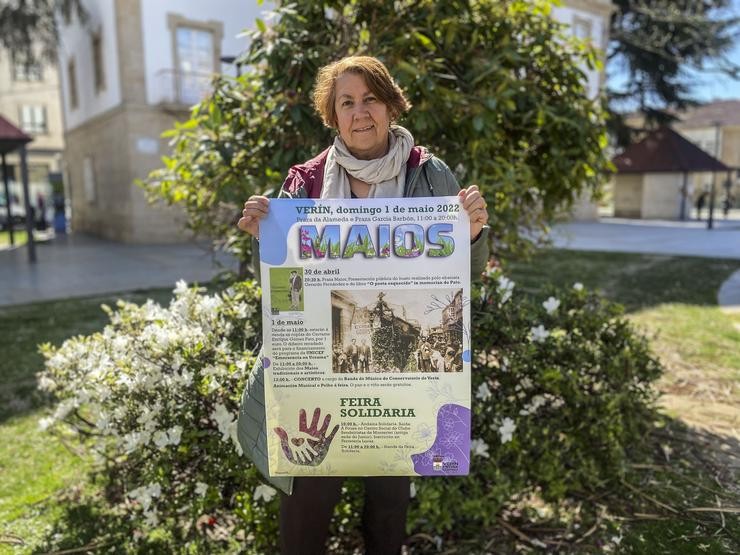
[613,126,729,174]
[0,114,32,155]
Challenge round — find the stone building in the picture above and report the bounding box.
[553,0,616,220]
[56,0,266,242]
[0,46,64,211]
[612,127,729,219]
[674,100,740,208]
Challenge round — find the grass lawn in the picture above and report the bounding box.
[509,249,740,433]
[509,249,740,554]
[0,288,174,553]
[0,230,28,248]
[1,251,738,553]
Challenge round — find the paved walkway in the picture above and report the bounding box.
[551,218,740,312]
[2,220,739,311]
[551,217,740,260]
[0,233,236,307]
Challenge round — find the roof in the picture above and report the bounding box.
[0,115,32,155]
[675,99,740,129]
[612,126,730,174]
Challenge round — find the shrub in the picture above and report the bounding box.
[144,0,611,268]
[37,281,280,553]
[38,273,661,552]
[408,269,662,543]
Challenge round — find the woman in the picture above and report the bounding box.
[236,56,489,555]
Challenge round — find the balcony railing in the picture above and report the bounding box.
[153,69,214,107]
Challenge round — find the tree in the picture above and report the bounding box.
[0,0,85,65]
[607,0,740,143]
[145,0,611,272]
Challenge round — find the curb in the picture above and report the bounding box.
[718,269,740,314]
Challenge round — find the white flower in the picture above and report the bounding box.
[143,509,159,527]
[195,482,208,496]
[153,430,170,450]
[498,417,516,444]
[211,403,234,441]
[178,370,193,387]
[475,382,492,401]
[254,484,277,502]
[530,324,550,343]
[174,279,189,296]
[470,438,490,458]
[542,296,560,314]
[122,431,144,453]
[38,416,55,431]
[497,276,515,303]
[167,425,183,446]
[409,482,417,498]
[147,483,162,498]
[53,398,76,420]
[37,375,57,392]
[235,302,251,319]
[573,282,584,291]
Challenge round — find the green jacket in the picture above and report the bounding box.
[236,147,489,494]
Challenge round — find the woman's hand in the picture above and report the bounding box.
[237,195,270,238]
[458,185,488,242]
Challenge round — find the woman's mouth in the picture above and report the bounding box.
[354,125,374,133]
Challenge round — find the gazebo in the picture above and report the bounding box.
[0,115,36,262]
[612,126,730,222]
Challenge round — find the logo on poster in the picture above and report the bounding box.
[432,454,459,472]
[432,455,444,471]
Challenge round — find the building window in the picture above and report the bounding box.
[19,105,48,134]
[176,26,215,104]
[92,31,106,93]
[67,58,79,110]
[12,57,43,81]
[572,16,593,42]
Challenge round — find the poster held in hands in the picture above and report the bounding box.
[259,196,471,476]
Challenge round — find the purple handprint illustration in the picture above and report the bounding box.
[274,408,339,466]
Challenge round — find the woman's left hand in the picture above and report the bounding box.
[459,185,489,242]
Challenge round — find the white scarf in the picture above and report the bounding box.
[320,125,414,199]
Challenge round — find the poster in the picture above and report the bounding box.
[259,196,471,476]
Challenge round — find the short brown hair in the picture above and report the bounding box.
[312,56,411,128]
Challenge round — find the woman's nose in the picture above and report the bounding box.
[352,105,370,119]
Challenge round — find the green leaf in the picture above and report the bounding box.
[414,32,435,51]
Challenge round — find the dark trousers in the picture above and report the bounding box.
[279,476,410,555]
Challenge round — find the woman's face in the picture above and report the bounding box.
[334,72,390,160]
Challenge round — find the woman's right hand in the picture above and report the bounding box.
[237,195,270,238]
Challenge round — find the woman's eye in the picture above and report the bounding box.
[342,100,353,107]
[366,97,376,103]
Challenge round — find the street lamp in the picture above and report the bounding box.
[708,120,721,230]
[220,55,242,77]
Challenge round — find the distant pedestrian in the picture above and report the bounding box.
[696,190,709,221]
[722,194,734,219]
[36,193,47,231]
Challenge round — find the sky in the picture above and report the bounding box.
[686,0,740,103]
[607,0,740,105]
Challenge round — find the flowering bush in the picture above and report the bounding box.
[37,281,280,553]
[38,273,662,552]
[407,268,663,543]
